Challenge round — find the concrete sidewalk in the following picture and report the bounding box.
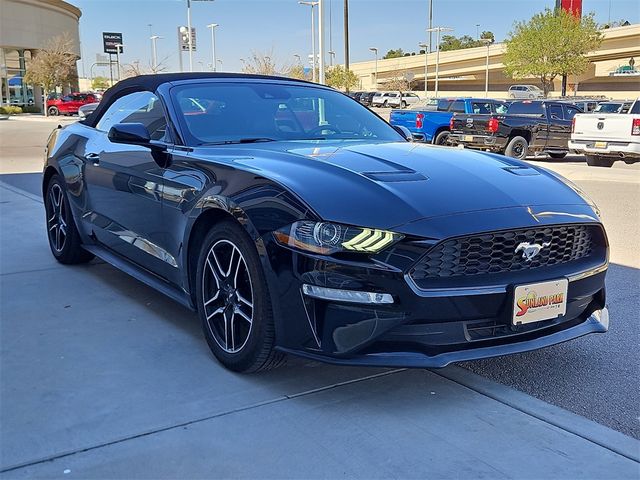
[1,182,638,479]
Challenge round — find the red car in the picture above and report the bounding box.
[46,92,101,116]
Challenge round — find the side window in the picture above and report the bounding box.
[563,105,580,120]
[630,101,640,115]
[449,100,465,113]
[471,102,491,114]
[437,99,453,111]
[548,104,563,120]
[61,95,73,102]
[97,91,169,141]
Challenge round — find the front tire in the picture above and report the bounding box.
[195,221,284,372]
[44,175,94,264]
[504,136,529,160]
[585,154,614,168]
[47,106,59,116]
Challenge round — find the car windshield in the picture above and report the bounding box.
[173,82,403,145]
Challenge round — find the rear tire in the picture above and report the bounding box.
[195,220,285,373]
[585,154,614,168]
[44,175,94,264]
[548,152,567,159]
[401,101,407,108]
[504,136,529,160]
[47,106,59,116]
[433,130,450,146]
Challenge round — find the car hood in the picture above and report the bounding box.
[197,141,594,232]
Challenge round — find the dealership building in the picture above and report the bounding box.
[349,24,640,100]
[0,0,81,109]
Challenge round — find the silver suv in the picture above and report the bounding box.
[508,85,544,99]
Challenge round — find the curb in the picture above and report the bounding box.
[436,365,640,463]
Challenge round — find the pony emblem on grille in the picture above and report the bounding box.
[515,241,551,261]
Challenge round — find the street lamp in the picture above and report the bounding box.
[426,26,453,97]
[294,54,301,64]
[480,38,492,97]
[206,23,219,72]
[186,0,216,72]
[328,50,335,66]
[299,1,319,83]
[150,35,162,71]
[369,47,378,90]
[476,24,480,40]
[418,42,429,96]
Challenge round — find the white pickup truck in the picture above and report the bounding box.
[569,98,640,167]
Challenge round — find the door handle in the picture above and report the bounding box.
[84,152,100,165]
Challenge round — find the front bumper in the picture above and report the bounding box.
[264,218,608,368]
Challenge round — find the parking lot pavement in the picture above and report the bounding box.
[1,120,639,477]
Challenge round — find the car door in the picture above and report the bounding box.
[547,103,572,149]
[81,90,173,276]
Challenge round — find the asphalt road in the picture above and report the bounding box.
[1,116,639,440]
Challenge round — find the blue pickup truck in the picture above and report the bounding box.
[389,97,508,144]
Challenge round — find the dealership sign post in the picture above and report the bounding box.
[102,32,123,85]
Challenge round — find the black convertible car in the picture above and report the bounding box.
[43,73,609,372]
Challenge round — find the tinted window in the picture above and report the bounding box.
[471,102,492,114]
[506,102,544,116]
[437,99,453,111]
[449,100,465,113]
[173,82,402,145]
[97,91,168,141]
[630,101,640,114]
[494,102,508,114]
[594,103,621,113]
[563,105,580,119]
[548,104,563,120]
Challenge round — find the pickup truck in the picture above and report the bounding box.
[389,97,507,145]
[449,100,582,160]
[569,98,640,167]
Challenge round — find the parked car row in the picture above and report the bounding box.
[350,91,420,109]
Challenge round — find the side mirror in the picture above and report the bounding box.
[393,125,415,142]
[108,123,152,146]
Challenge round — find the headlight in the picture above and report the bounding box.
[273,221,403,255]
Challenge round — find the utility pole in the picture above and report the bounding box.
[428,0,433,53]
[419,42,429,96]
[481,38,491,97]
[344,0,350,91]
[299,1,318,83]
[318,0,326,84]
[426,26,452,97]
[207,23,218,72]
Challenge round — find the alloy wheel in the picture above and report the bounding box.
[201,239,254,354]
[46,184,67,253]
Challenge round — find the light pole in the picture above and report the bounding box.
[481,38,492,97]
[369,47,378,90]
[299,1,319,83]
[476,24,480,40]
[206,23,219,72]
[150,35,162,71]
[115,43,124,80]
[418,42,429,96]
[217,59,223,70]
[294,54,301,64]
[328,50,335,66]
[426,26,452,97]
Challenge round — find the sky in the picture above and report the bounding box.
[72,0,640,78]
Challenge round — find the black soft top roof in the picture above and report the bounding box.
[84,72,313,127]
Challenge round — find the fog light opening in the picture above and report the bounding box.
[301,284,394,304]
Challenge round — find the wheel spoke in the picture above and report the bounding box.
[209,250,226,282]
[206,306,224,321]
[225,247,237,278]
[203,291,219,306]
[230,312,236,351]
[49,223,58,232]
[55,226,61,251]
[237,292,253,309]
[235,307,252,325]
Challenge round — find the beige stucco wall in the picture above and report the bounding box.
[0,0,81,55]
[348,24,640,99]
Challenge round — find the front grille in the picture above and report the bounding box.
[410,224,597,284]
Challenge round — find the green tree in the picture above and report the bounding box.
[325,65,358,91]
[383,48,404,59]
[480,31,495,43]
[504,8,602,96]
[24,33,77,116]
[91,76,110,90]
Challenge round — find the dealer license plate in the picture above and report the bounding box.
[464,135,474,142]
[512,279,568,325]
[594,141,607,149]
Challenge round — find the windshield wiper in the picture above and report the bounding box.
[200,137,276,146]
